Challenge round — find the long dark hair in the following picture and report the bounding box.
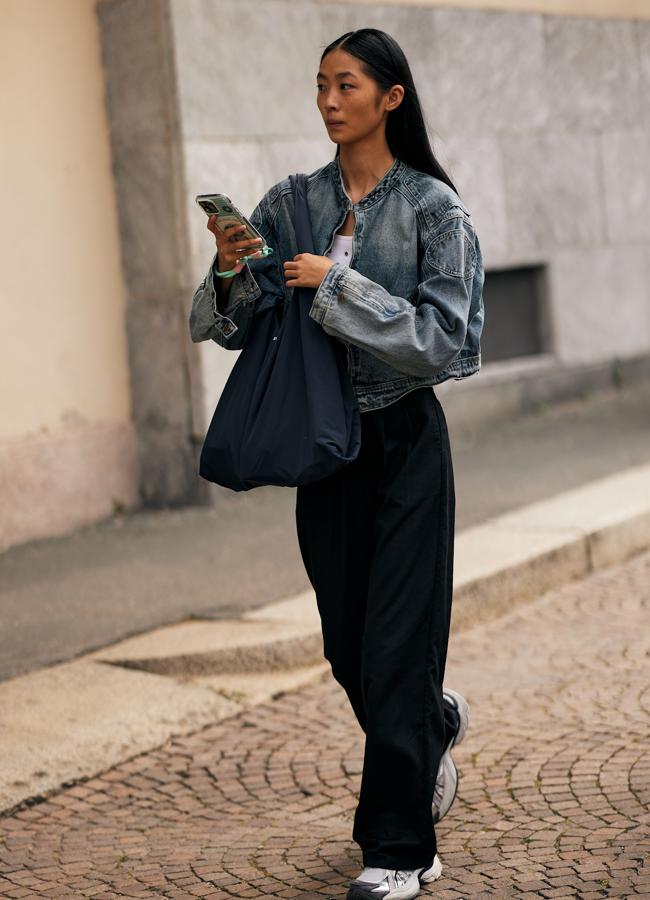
[320,28,460,197]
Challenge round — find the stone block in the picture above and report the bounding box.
[548,244,650,364]
[170,0,325,139]
[638,20,650,121]
[543,17,641,131]
[601,129,650,242]
[96,0,173,147]
[423,8,547,135]
[112,140,187,298]
[127,296,194,433]
[501,131,605,256]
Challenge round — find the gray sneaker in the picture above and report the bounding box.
[346,855,442,899]
[431,688,470,824]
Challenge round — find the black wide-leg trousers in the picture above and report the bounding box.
[295,386,457,870]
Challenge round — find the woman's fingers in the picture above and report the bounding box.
[206,213,263,270]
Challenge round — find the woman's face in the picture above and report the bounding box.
[316,48,401,147]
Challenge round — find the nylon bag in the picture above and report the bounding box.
[199,173,361,491]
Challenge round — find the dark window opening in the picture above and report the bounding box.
[480,265,550,364]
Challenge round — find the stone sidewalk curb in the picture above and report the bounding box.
[93,460,650,673]
[1,462,649,816]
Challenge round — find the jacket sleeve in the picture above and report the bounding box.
[308,207,479,377]
[188,190,286,350]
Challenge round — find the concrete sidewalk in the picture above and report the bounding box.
[1,460,649,817]
[1,379,649,683]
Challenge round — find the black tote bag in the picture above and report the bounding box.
[199,173,361,491]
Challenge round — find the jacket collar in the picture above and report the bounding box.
[329,154,406,210]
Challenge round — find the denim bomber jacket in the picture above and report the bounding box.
[189,155,485,413]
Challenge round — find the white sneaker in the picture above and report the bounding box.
[432,689,470,824]
[346,854,442,899]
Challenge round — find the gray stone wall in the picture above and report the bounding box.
[98,0,650,504]
[97,0,201,506]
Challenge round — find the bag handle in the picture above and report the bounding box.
[289,173,315,256]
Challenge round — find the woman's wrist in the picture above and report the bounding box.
[213,254,235,278]
[212,260,235,309]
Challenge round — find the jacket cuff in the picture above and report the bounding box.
[203,256,255,341]
[309,261,348,325]
[210,256,261,319]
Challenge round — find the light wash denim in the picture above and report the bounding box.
[189,155,485,413]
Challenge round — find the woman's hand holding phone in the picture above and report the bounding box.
[207,214,264,279]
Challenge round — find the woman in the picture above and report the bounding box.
[190,28,484,900]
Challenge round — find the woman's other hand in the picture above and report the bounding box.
[284,253,334,289]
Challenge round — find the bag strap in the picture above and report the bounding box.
[289,173,315,256]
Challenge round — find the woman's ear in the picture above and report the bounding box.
[387,84,405,112]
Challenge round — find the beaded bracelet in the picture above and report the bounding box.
[214,246,274,278]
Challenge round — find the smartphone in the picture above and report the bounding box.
[195,192,274,261]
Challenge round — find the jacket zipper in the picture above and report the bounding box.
[324,205,350,256]
[345,204,356,374]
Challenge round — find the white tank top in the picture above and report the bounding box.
[325,232,353,266]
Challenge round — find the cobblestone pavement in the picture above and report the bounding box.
[1,550,649,899]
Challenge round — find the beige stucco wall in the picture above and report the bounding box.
[0,0,138,550]
[1,0,132,439]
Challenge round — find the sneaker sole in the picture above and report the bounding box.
[431,690,468,823]
[347,881,423,900]
[346,858,443,899]
[443,688,470,747]
[420,855,443,883]
[432,750,458,824]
